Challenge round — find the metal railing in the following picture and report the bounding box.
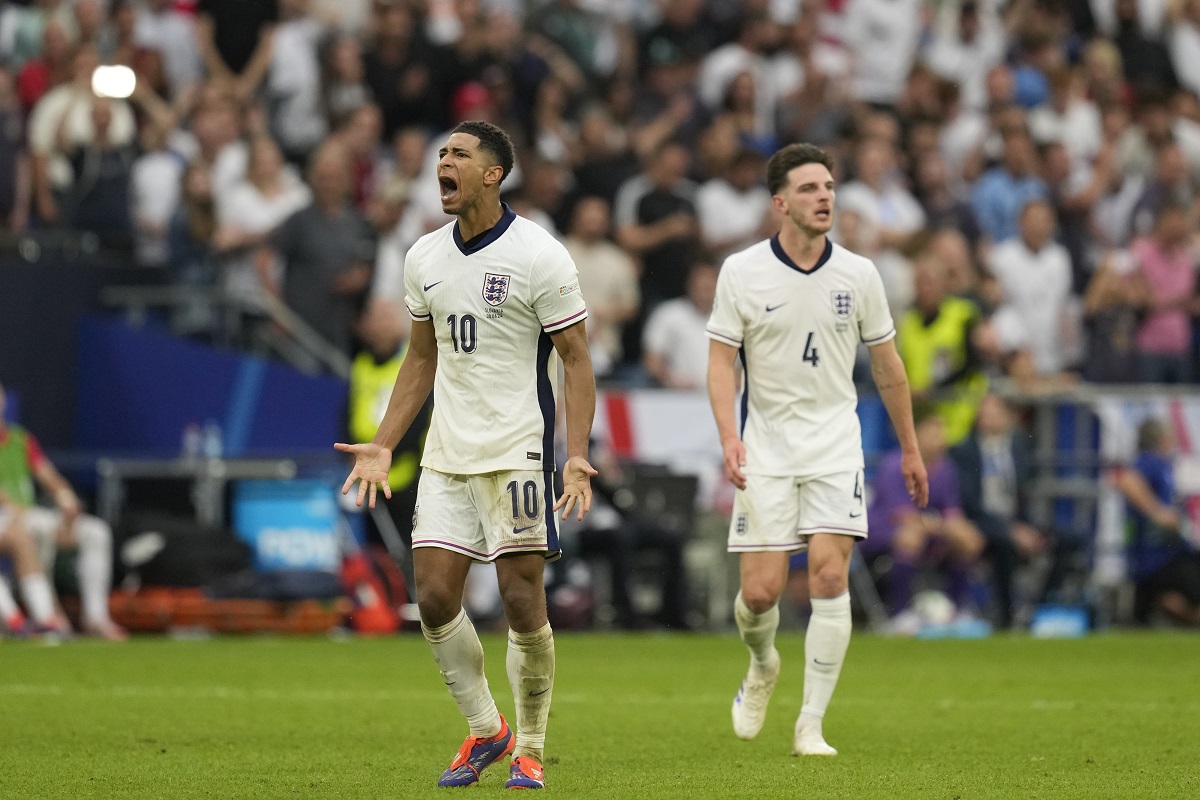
[100,285,351,379]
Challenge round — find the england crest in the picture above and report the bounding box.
[831,290,853,319]
[483,273,511,306]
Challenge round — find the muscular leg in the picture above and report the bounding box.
[415,547,502,738]
[730,551,788,739]
[795,533,854,754]
[496,553,553,761]
[737,551,788,665]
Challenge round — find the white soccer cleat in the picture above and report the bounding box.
[792,723,838,756]
[731,649,780,740]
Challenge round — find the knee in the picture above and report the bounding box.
[499,576,543,622]
[416,580,461,628]
[74,516,112,549]
[809,562,847,599]
[740,583,781,614]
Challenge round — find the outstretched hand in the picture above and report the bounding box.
[554,455,598,521]
[334,441,393,508]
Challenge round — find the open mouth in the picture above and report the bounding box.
[439,175,459,203]
[815,208,831,221]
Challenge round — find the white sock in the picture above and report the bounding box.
[799,592,852,733]
[74,517,114,626]
[0,578,20,623]
[422,609,502,738]
[507,623,554,761]
[19,573,56,625]
[734,591,779,671]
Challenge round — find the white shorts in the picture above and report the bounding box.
[411,468,560,562]
[728,470,867,552]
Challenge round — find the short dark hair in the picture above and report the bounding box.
[766,143,835,194]
[451,120,515,184]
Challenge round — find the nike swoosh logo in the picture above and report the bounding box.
[528,687,551,697]
[765,303,788,312]
[849,511,863,518]
[513,525,536,535]
[423,280,444,291]
[813,659,838,666]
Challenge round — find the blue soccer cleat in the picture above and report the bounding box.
[505,756,545,790]
[437,715,514,787]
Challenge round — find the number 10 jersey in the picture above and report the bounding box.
[404,205,588,475]
[706,235,894,478]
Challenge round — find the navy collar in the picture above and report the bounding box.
[453,203,517,255]
[770,235,833,275]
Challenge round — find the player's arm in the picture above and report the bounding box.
[1112,467,1180,532]
[707,339,746,490]
[336,318,438,507]
[867,339,928,507]
[31,452,81,533]
[550,321,598,521]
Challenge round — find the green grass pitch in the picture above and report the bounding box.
[1,631,1197,799]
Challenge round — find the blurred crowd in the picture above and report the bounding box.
[4,0,1200,398]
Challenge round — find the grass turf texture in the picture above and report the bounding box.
[1,632,1197,799]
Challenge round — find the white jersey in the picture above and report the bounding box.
[706,236,894,477]
[404,205,587,474]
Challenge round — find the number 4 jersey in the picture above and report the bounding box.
[404,205,587,475]
[706,235,894,478]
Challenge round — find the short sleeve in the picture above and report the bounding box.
[858,261,895,345]
[532,242,588,333]
[402,246,430,321]
[24,432,46,470]
[705,260,744,347]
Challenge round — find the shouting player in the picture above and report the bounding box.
[706,143,929,755]
[338,121,597,790]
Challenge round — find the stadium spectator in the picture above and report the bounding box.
[912,150,981,249]
[265,0,328,164]
[132,0,202,102]
[0,381,124,640]
[986,198,1079,378]
[131,119,182,267]
[696,149,773,261]
[1028,67,1103,168]
[971,131,1049,244]
[921,0,1005,114]
[0,66,27,234]
[1115,90,1200,182]
[27,44,136,227]
[561,196,639,380]
[769,5,850,144]
[214,135,310,311]
[865,412,985,630]
[9,0,75,73]
[268,141,375,357]
[1129,142,1195,239]
[103,0,169,102]
[842,0,923,108]
[322,33,371,127]
[1111,0,1177,94]
[697,13,777,146]
[1113,417,1200,626]
[837,136,926,256]
[896,254,988,445]
[1130,202,1200,383]
[1081,248,1150,383]
[196,0,278,103]
[950,393,1047,629]
[167,161,219,336]
[65,96,135,254]
[362,0,440,138]
[15,18,71,113]
[1168,0,1200,98]
[568,104,639,208]
[642,260,716,391]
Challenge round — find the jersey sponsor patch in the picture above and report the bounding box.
[483,273,511,306]
[832,289,853,319]
[558,280,579,297]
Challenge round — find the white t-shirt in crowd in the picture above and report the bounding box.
[987,237,1075,375]
[643,297,711,390]
[706,236,894,477]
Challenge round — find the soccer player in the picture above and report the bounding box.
[337,120,596,790]
[706,143,929,756]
